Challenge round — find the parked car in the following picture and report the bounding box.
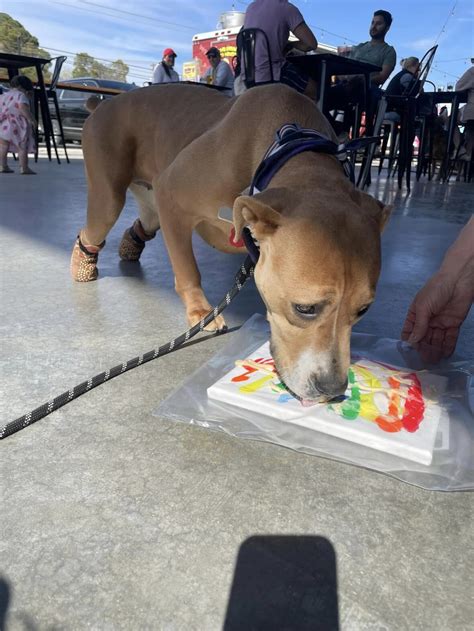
[48,77,137,144]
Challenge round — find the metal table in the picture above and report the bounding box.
[291,53,382,189]
[289,53,381,119]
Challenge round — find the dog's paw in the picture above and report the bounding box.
[118,226,145,261]
[70,238,100,282]
[188,309,227,332]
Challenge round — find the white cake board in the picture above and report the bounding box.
[207,342,446,465]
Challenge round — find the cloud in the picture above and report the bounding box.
[409,37,437,52]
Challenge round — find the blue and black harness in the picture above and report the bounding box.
[241,123,380,263]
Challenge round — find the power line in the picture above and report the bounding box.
[39,44,153,73]
[434,0,458,44]
[431,66,461,81]
[48,0,195,31]
[435,58,471,63]
[77,0,195,30]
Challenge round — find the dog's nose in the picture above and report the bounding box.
[310,374,348,399]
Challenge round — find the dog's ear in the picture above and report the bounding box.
[349,189,392,233]
[233,195,282,240]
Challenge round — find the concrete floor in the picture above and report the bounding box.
[1,149,473,630]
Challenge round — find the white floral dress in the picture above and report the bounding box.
[0,89,35,152]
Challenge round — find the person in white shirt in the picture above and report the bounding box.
[201,47,234,95]
[152,48,179,84]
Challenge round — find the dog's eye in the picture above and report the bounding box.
[294,304,319,318]
[356,305,371,318]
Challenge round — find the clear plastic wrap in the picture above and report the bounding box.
[155,315,474,491]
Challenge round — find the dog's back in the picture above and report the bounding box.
[81,84,336,187]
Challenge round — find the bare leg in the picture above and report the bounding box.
[19,146,36,174]
[0,139,13,173]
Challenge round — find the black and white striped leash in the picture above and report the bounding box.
[0,255,255,440]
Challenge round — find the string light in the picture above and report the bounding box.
[434,0,458,44]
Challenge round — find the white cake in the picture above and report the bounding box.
[207,342,445,465]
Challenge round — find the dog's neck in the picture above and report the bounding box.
[263,151,350,194]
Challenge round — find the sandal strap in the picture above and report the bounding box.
[131,219,156,243]
[77,235,105,256]
[129,224,146,246]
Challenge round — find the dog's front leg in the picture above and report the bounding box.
[157,191,227,332]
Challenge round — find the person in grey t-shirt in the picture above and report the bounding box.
[326,9,397,135]
[201,47,235,95]
[349,11,396,87]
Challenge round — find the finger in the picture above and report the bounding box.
[424,326,434,347]
[401,305,417,342]
[430,327,446,353]
[401,318,414,341]
[418,340,443,364]
[407,305,432,346]
[442,327,461,357]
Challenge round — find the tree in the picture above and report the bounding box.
[0,13,130,83]
[0,13,51,80]
[72,53,129,81]
[72,52,96,78]
[108,60,128,82]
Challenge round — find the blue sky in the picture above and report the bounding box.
[7,0,473,86]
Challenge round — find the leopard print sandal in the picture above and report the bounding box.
[118,219,156,261]
[70,235,105,282]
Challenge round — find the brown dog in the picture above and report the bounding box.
[71,83,391,402]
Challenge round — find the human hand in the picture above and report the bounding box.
[401,271,473,363]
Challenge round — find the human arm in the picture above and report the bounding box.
[152,63,165,84]
[400,72,416,94]
[371,46,396,86]
[214,61,233,88]
[200,67,212,84]
[371,63,394,86]
[401,216,474,362]
[292,22,318,52]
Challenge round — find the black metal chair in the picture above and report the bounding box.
[238,27,275,89]
[384,45,438,189]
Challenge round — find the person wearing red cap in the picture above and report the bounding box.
[152,48,179,84]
